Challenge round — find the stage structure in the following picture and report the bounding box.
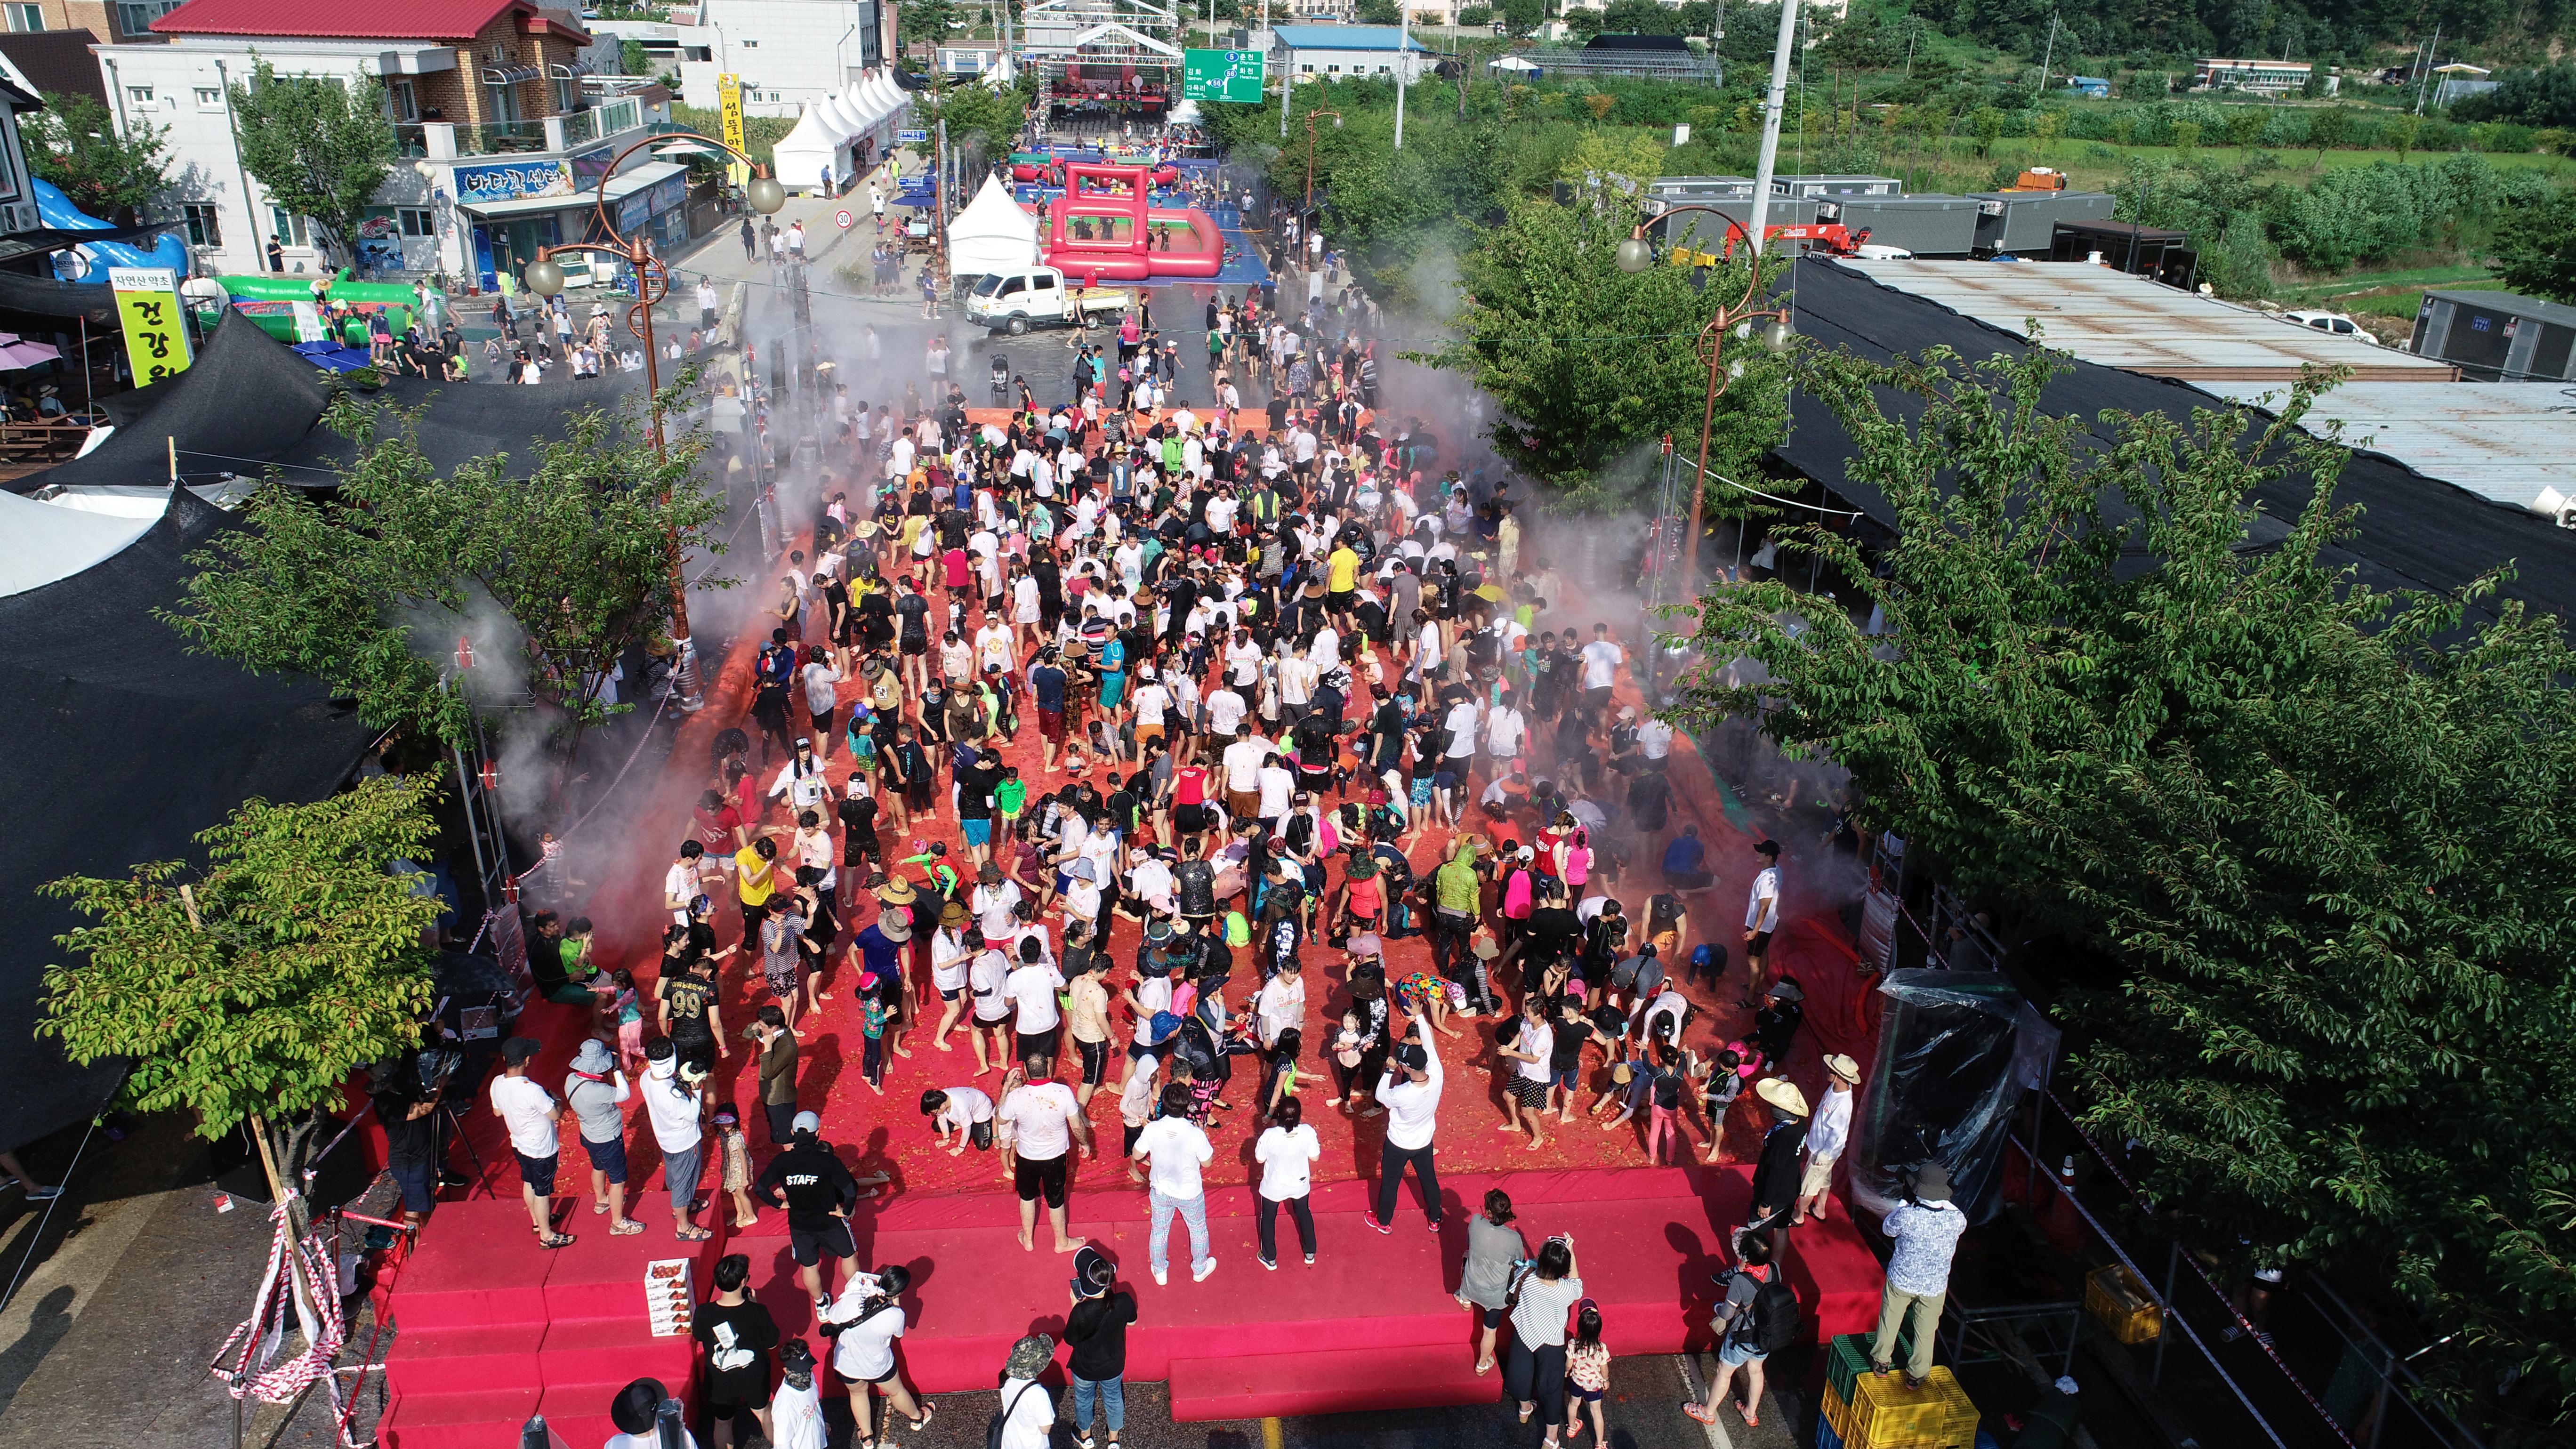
[1022,0,1183,127]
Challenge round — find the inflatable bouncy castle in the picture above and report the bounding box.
[1038,161,1222,282]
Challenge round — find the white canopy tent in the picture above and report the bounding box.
[946,173,1041,280]
[773,102,853,195]
[0,488,158,598]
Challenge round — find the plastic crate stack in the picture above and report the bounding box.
[1811,1335,1982,1449]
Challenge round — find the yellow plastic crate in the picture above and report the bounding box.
[1822,1380,1853,1443]
[2085,1263,2163,1344]
[1847,1366,1979,1449]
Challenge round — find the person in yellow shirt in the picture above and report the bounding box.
[736,836,782,942]
[1325,538,1360,633]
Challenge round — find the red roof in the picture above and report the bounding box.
[150,0,587,42]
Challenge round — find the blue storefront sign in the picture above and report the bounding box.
[453,159,574,205]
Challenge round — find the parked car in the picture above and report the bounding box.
[2280,309,2377,345]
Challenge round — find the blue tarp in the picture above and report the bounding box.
[290,341,378,373]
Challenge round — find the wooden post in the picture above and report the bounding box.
[248,1111,290,1207]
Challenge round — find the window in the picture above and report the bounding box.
[1326,63,1340,72]
[390,78,417,121]
[1300,62,1313,72]
[270,205,306,247]
[740,37,757,46]
[553,78,577,111]
[182,202,220,247]
[194,86,222,109]
[115,0,180,35]
[397,207,434,236]
[125,84,153,105]
[4,5,42,32]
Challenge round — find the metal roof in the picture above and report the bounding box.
[2424,288,2576,332]
[152,0,580,40]
[1838,258,2458,383]
[1272,24,1426,50]
[2193,378,2576,519]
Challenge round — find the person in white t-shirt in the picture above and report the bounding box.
[490,1037,572,1247]
[768,1341,826,1449]
[1500,996,1554,1151]
[921,1084,995,1155]
[1744,838,1784,984]
[996,1064,1094,1254]
[1253,1095,1322,1268]
[993,1336,1058,1449]
[1579,624,1625,710]
[818,1265,928,1441]
[1002,940,1068,1067]
[640,1040,714,1241]
[1132,1082,1216,1284]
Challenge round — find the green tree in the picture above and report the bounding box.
[1673,341,2576,1424]
[926,71,1032,149]
[228,59,398,265]
[166,391,729,773]
[2307,103,2348,165]
[40,772,443,1217]
[618,38,653,76]
[2170,118,2199,152]
[24,92,171,224]
[1971,105,2005,155]
[898,0,957,44]
[1425,189,1790,511]
[1358,0,1401,22]
[2223,106,2265,150]
[2496,185,2576,304]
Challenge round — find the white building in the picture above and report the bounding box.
[1271,24,1428,84]
[93,0,696,291]
[656,0,888,118]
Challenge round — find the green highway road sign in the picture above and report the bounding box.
[1183,48,1266,103]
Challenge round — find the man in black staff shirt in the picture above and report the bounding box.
[756,1110,864,1310]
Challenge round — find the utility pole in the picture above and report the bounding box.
[1743,0,1798,257]
[1274,0,1290,138]
[2036,12,2057,92]
[1394,1,1409,151]
[2415,25,2439,115]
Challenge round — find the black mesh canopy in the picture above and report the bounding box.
[0,488,372,1148]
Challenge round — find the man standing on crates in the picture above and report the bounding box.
[1869,1163,1968,1390]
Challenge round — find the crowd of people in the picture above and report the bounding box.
[427,194,1934,1443]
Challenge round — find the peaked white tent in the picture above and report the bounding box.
[946,174,1040,282]
[0,488,157,598]
[773,102,853,195]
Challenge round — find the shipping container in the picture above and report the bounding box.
[1969,190,2116,255]
[1816,195,1982,257]
[2411,289,2576,382]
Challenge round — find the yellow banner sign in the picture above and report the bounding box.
[718,72,747,185]
[109,266,192,385]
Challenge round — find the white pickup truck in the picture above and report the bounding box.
[964,266,1133,334]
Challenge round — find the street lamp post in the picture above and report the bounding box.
[1302,107,1343,214]
[521,132,786,712]
[1613,205,1795,604]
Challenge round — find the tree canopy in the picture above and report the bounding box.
[24,92,170,224]
[1425,187,1790,514]
[227,59,398,264]
[40,772,444,1143]
[1672,340,2576,1417]
[164,389,728,768]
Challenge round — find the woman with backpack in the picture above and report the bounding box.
[1688,1234,1795,1429]
[1503,1233,1584,1432]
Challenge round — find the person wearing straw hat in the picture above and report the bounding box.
[1741,1078,1809,1258]
[993,1334,1058,1449]
[1795,1055,1861,1226]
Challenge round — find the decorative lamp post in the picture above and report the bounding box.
[1302,108,1343,215]
[1612,206,1797,602]
[521,133,785,712]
